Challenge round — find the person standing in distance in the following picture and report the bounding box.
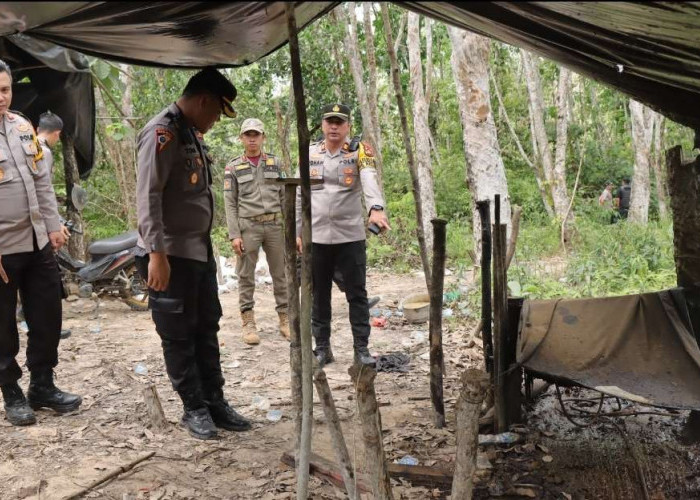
[135,67,251,440]
[0,59,81,426]
[224,118,290,345]
[296,104,390,367]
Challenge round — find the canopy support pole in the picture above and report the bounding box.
[286,5,313,498]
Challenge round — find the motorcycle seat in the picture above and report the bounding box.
[88,230,138,256]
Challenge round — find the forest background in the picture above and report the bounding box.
[49,3,695,307]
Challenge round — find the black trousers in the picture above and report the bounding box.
[311,241,370,349]
[0,243,61,385]
[136,252,224,409]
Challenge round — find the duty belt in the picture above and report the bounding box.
[246,212,282,223]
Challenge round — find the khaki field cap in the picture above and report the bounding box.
[240,118,265,135]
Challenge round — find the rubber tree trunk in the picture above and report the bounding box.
[429,219,447,428]
[61,133,85,260]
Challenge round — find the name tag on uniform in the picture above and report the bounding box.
[266,158,275,166]
[236,164,248,171]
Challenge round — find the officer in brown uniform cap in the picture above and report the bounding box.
[296,104,390,367]
[224,118,289,345]
[0,59,82,426]
[135,67,251,440]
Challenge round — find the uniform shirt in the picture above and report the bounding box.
[136,103,214,263]
[223,152,284,240]
[295,139,384,244]
[39,137,55,175]
[0,111,61,255]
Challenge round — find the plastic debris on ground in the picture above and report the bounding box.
[442,308,454,318]
[252,395,270,411]
[370,317,387,328]
[375,352,411,373]
[134,362,148,376]
[478,432,522,445]
[266,409,283,422]
[18,321,28,333]
[370,308,382,318]
[396,455,419,466]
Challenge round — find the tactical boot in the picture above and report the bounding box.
[314,345,335,367]
[1,383,36,426]
[278,312,291,341]
[27,369,82,413]
[180,407,218,440]
[241,309,260,345]
[354,347,377,368]
[368,296,381,309]
[205,396,252,432]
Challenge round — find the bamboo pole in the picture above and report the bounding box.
[349,364,394,499]
[452,369,489,500]
[286,5,313,498]
[429,218,447,428]
[313,368,359,500]
[284,183,303,452]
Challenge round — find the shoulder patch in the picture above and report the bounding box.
[360,141,374,157]
[155,128,174,153]
[358,142,376,170]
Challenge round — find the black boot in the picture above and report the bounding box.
[181,406,218,440]
[314,344,335,367]
[27,370,82,413]
[1,383,36,426]
[205,391,252,432]
[354,347,376,368]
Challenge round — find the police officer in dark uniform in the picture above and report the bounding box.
[0,59,82,426]
[135,68,251,440]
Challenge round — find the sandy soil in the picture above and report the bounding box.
[1,267,698,499]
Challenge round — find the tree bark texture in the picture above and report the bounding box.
[313,369,359,500]
[629,99,654,224]
[553,67,572,220]
[429,219,447,428]
[348,365,394,500]
[408,12,437,254]
[448,27,511,258]
[452,369,490,500]
[343,3,384,191]
[274,92,294,176]
[652,113,667,218]
[381,4,432,291]
[61,133,85,260]
[362,2,381,145]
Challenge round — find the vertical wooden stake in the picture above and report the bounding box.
[429,218,447,428]
[452,369,489,500]
[476,200,493,374]
[284,183,303,452]
[142,384,168,431]
[349,365,394,500]
[492,195,509,433]
[286,5,313,498]
[314,368,359,500]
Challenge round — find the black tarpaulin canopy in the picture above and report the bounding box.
[1,1,699,136]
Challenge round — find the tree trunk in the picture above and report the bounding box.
[448,27,511,258]
[652,113,667,219]
[629,99,654,224]
[362,2,380,147]
[408,12,437,253]
[274,92,293,176]
[553,67,571,220]
[342,2,384,191]
[62,133,85,260]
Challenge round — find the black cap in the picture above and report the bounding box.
[321,103,351,122]
[183,67,237,118]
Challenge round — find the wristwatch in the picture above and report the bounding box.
[370,204,384,213]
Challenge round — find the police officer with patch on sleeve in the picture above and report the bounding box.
[0,59,82,426]
[295,104,390,367]
[135,68,251,440]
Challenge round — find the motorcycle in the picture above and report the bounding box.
[58,220,148,311]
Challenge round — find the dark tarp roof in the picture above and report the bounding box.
[1,34,95,179]
[1,2,699,145]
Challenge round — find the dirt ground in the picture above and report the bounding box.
[1,268,699,499]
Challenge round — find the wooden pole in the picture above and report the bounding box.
[286,5,313,498]
[429,218,447,428]
[313,368,359,500]
[492,195,508,433]
[284,183,303,452]
[65,452,155,499]
[61,133,85,260]
[348,364,394,499]
[452,369,489,500]
[666,145,700,443]
[476,200,493,374]
[504,298,523,425]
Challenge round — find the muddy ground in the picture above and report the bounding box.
[1,268,699,499]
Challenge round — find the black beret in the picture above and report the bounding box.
[184,67,237,118]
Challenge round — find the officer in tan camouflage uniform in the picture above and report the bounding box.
[296,104,390,367]
[224,118,289,345]
[0,59,82,426]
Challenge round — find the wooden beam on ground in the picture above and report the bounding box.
[349,364,394,499]
[285,5,313,498]
[429,218,448,428]
[452,368,489,500]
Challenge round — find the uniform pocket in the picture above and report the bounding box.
[0,170,13,185]
[149,295,184,313]
[310,164,324,190]
[338,165,358,189]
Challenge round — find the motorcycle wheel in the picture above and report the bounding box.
[122,265,149,312]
